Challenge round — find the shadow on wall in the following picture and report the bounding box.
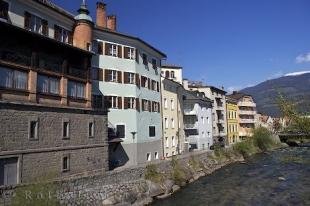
[109,142,129,170]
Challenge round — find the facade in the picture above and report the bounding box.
[0,0,108,186]
[228,92,257,139]
[91,2,166,167]
[161,77,185,158]
[257,113,274,131]
[187,82,227,145]
[183,90,213,151]
[226,97,239,144]
[161,65,183,84]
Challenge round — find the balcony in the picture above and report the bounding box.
[184,109,197,116]
[239,110,256,115]
[239,119,256,124]
[184,123,198,130]
[238,101,256,107]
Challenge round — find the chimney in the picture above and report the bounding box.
[96,1,107,28]
[107,15,117,31]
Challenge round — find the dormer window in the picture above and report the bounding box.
[24,12,48,36]
[0,0,9,21]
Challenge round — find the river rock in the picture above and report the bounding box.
[146,181,164,197]
[172,185,180,193]
[278,177,286,181]
[163,179,174,194]
[102,196,118,205]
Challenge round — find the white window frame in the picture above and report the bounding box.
[108,70,118,82]
[146,153,151,161]
[128,73,135,84]
[128,47,135,60]
[109,44,118,57]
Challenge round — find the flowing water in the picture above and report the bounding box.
[153,147,310,206]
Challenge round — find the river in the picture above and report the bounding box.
[153,147,310,206]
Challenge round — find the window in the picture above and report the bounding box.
[151,80,157,91]
[165,137,169,148]
[0,67,28,90]
[171,118,175,129]
[63,121,69,139]
[171,99,175,110]
[164,98,168,109]
[124,47,135,60]
[0,158,18,186]
[68,81,85,99]
[141,76,148,88]
[116,125,125,138]
[106,43,118,57]
[171,71,175,78]
[202,117,205,124]
[29,121,38,140]
[165,118,169,129]
[152,58,157,69]
[37,75,60,95]
[88,122,94,137]
[146,153,151,161]
[54,25,72,44]
[165,71,170,78]
[124,97,136,109]
[142,99,149,111]
[152,102,159,113]
[25,12,48,35]
[154,152,159,160]
[124,72,135,84]
[172,136,176,147]
[62,156,70,172]
[107,96,121,109]
[149,126,155,137]
[142,53,148,65]
[107,70,118,82]
[0,0,9,20]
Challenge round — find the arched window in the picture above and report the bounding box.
[165,71,170,78]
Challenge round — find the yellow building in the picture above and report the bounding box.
[226,97,239,144]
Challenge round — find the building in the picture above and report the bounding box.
[228,92,257,139]
[161,65,183,84]
[0,0,108,186]
[257,113,274,131]
[226,97,239,144]
[183,90,213,151]
[161,65,186,158]
[91,2,166,167]
[186,82,227,145]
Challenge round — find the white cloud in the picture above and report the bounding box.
[296,53,310,63]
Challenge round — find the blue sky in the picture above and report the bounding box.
[53,0,310,92]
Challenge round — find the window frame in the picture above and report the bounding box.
[149,126,156,137]
[28,119,38,140]
[62,155,70,172]
[88,121,94,138]
[68,81,86,99]
[108,70,118,82]
[62,120,70,139]
[116,124,126,138]
[0,67,28,91]
[37,74,60,95]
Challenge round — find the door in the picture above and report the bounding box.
[0,158,18,186]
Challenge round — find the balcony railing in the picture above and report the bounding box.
[0,49,31,67]
[184,109,197,116]
[238,101,256,107]
[239,110,256,115]
[184,123,198,130]
[239,119,256,124]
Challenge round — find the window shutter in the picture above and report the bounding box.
[42,19,48,36]
[105,43,110,55]
[104,69,109,81]
[135,49,139,63]
[148,78,151,90]
[24,12,31,29]
[124,97,128,109]
[136,74,140,88]
[98,69,103,81]
[148,100,152,112]
[124,47,129,59]
[151,101,154,112]
[136,98,140,111]
[98,42,103,54]
[117,71,122,83]
[118,97,122,109]
[157,82,160,92]
[158,102,160,113]
[124,72,128,84]
[118,45,122,58]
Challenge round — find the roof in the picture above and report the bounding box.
[227,92,252,101]
[161,64,182,69]
[32,0,75,19]
[188,84,227,94]
[184,90,212,103]
[95,27,167,58]
[226,97,238,104]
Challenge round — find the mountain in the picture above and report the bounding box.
[240,72,310,117]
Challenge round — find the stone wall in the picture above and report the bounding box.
[0,102,109,184]
[0,149,244,206]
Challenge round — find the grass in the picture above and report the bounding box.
[171,158,186,185]
[144,164,164,183]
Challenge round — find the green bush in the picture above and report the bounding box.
[188,156,200,171]
[144,164,163,183]
[171,158,186,185]
[253,127,275,151]
[233,140,255,158]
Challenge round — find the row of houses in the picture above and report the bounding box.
[0,0,259,186]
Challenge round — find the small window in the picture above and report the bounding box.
[37,75,60,95]
[142,53,148,65]
[171,71,175,78]
[172,136,175,147]
[29,121,38,140]
[164,98,168,109]
[68,81,85,99]
[171,118,175,129]
[63,121,69,139]
[149,126,155,137]
[0,0,9,21]
[171,99,174,110]
[62,156,70,172]
[165,137,169,148]
[165,118,169,129]
[154,152,159,160]
[88,122,94,138]
[146,153,151,161]
[0,67,28,90]
[116,124,125,138]
[152,58,157,69]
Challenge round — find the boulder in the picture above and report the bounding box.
[102,196,118,205]
[146,181,164,197]
[172,185,180,193]
[162,179,174,194]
